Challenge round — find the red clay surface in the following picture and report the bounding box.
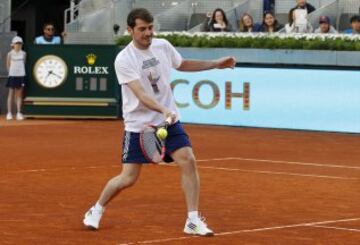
[1,117,360,244]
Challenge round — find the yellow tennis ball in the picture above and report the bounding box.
[156,128,168,140]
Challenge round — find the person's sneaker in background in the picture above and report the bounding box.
[6,113,13,120]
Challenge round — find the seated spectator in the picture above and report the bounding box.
[314,16,337,34]
[208,8,232,32]
[289,0,316,15]
[34,22,63,44]
[260,11,283,33]
[285,8,313,33]
[343,15,360,34]
[239,13,261,32]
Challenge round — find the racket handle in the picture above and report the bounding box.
[165,116,173,126]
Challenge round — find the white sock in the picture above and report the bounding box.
[188,211,199,220]
[94,202,103,211]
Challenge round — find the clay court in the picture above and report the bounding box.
[1,118,360,244]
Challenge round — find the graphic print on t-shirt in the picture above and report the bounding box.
[142,57,161,93]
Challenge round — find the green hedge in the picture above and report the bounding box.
[116,33,360,51]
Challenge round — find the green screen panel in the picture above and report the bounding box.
[24,44,122,118]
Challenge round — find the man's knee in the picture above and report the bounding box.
[110,174,138,190]
[121,164,141,185]
[177,154,196,165]
[111,166,141,189]
[177,154,197,172]
[121,175,138,188]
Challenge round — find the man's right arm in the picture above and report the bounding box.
[126,79,176,122]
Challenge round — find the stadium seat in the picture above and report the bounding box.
[188,13,208,30]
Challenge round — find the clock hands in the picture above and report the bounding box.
[43,70,62,86]
[49,70,62,79]
[45,70,51,79]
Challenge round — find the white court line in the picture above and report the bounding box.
[195,165,358,180]
[4,162,358,180]
[0,220,27,222]
[5,156,360,174]
[118,217,360,245]
[6,165,120,174]
[311,225,360,233]
[197,157,360,170]
[4,156,360,174]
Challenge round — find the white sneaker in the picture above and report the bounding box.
[6,113,13,120]
[184,216,214,236]
[16,112,24,121]
[83,206,104,230]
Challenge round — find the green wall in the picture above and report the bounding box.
[23,45,121,118]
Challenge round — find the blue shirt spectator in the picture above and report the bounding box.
[343,15,360,34]
[34,23,62,44]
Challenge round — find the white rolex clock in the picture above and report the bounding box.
[33,55,68,88]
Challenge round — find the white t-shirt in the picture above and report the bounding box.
[8,50,26,77]
[114,38,183,132]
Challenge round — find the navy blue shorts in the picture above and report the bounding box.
[122,121,192,164]
[6,76,26,89]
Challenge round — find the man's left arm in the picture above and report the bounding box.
[176,57,236,72]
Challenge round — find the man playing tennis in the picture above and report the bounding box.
[83,8,236,236]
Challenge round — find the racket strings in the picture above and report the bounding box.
[141,131,163,162]
[154,137,162,152]
[140,122,169,163]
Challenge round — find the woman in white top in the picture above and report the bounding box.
[6,36,26,120]
[285,8,313,33]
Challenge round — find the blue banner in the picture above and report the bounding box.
[171,67,360,133]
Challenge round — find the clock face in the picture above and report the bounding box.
[33,55,68,88]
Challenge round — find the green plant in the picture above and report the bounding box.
[115,33,360,51]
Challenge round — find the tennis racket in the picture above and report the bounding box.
[139,118,172,163]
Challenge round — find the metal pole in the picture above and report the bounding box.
[70,0,75,22]
[7,0,11,32]
[0,0,12,32]
[335,0,340,31]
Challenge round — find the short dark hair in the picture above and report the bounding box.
[127,8,154,28]
[43,22,55,30]
[350,15,360,23]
